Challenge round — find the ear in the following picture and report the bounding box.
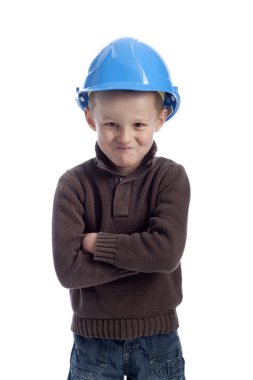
[85,108,97,131]
[155,108,169,132]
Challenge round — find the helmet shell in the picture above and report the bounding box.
[76,37,180,121]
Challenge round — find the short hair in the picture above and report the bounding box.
[88,90,164,113]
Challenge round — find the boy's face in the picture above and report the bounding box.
[85,91,167,175]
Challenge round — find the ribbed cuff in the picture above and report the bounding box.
[94,232,117,264]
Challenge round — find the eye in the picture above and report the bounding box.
[134,122,145,128]
[105,122,118,128]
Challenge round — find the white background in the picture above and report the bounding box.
[1,0,252,379]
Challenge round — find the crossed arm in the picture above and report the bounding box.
[52,165,190,289]
[52,172,139,290]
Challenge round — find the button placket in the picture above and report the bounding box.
[113,180,133,218]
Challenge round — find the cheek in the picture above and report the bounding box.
[97,130,114,145]
[97,128,106,139]
[139,131,155,145]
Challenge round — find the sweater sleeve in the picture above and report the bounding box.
[52,171,138,289]
[94,165,190,273]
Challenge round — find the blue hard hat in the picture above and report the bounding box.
[76,37,180,121]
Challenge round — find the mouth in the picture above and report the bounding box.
[115,146,133,151]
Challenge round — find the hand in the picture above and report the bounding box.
[82,233,97,254]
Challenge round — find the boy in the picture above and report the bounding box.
[52,37,190,380]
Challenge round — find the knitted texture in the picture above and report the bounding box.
[52,143,190,339]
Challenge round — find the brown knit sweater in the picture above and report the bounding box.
[52,142,190,339]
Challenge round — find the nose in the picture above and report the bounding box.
[117,126,132,144]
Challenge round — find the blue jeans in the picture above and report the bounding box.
[67,331,185,380]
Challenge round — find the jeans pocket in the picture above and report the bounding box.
[69,334,109,380]
[147,332,185,380]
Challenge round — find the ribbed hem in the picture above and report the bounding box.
[94,232,117,264]
[71,312,179,340]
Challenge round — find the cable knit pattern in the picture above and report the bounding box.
[52,142,190,339]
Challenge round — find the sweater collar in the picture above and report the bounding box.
[94,141,157,179]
